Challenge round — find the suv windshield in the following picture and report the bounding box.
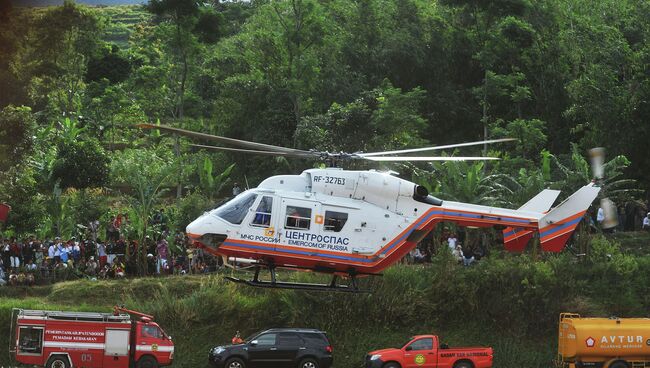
[214,193,257,225]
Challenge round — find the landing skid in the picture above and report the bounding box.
[225,266,375,293]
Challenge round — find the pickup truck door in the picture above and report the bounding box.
[403,337,438,368]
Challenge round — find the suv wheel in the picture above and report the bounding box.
[299,358,320,368]
[225,357,246,368]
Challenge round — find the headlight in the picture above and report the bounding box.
[370,354,381,361]
[212,347,225,355]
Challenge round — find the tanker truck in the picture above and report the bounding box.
[558,312,650,368]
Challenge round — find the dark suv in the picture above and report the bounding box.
[208,328,333,368]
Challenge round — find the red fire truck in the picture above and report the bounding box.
[10,306,174,368]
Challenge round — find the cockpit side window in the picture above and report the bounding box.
[285,206,312,230]
[324,211,348,232]
[251,196,273,227]
[215,193,257,225]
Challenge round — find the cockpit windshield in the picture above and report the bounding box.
[214,192,257,224]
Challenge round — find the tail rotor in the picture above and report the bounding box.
[589,147,618,230]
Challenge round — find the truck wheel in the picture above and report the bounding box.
[383,363,401,368]
[454,362,474,368]
[137,355,159,368]
[225,357,246,368]
[46,356,70,368]
[609,362,629,368]
[299,358,320,368]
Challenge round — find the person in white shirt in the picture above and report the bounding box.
[453,244,464,262]
[643,213,650,230]
[25,260,37,272]
[48,242,56,265]
[448,234,458,252]
[597,207,605,225]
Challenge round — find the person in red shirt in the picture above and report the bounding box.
[232,331,243,344]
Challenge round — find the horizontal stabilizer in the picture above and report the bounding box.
[518,189,561,212]
[503,189,561,252]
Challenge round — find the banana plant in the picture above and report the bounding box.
[198,157,234,200]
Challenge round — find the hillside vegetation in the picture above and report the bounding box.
[2,235,649,368]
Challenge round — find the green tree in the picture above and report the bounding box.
[111,148,176,275]
[0,105,35,172]
[295,82,427,154]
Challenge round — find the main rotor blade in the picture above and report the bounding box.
[359,138,517,157]
[362,156,500,162]
[190,144,316,158]
[137,123,318,156]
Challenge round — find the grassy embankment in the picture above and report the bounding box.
[2,234,650,368]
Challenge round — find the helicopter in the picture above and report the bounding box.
[138,124,602,292]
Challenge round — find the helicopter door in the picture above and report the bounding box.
[280,199,320,252]
[245,195,279,242]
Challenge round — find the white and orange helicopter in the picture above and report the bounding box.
[139,124,608,292]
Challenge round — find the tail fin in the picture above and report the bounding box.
[503,190,561,252]
[538,185,600,252]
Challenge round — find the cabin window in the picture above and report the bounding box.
[324,211,348,232]
[18,326,43,354]
[251,196,273,227]
[408,338,433,351]
[142,325,163,339]
[255,333,277,346]
[285,206,312,230]
[215,193,257,225]
[278,333,303,346]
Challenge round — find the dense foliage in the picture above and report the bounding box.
[0,0,648,239]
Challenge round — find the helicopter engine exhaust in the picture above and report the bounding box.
[413,185,443,206]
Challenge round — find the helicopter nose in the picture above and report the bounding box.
[186,215,228,250]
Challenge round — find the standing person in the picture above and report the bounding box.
[23,237,34,265]
[60,241,70,264]
[0,264,6,286]
[1,239,11,271]
[34,241,44,269]
[453,244,464,263]
[47,241,56,266]
[72,240,81,264]
[97,240,107,268]
[643,213,650,230]
[447,233,458,253]
[232,182,241,196]
[53,237,63,264]
[156,236,169,275]
[10,239,22,270]
[597,207,605,227]
[232,331,243,344]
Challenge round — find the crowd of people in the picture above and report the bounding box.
[407,227,488,267]
[0,210,219,287]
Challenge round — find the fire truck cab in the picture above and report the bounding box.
[10,307,174,368]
